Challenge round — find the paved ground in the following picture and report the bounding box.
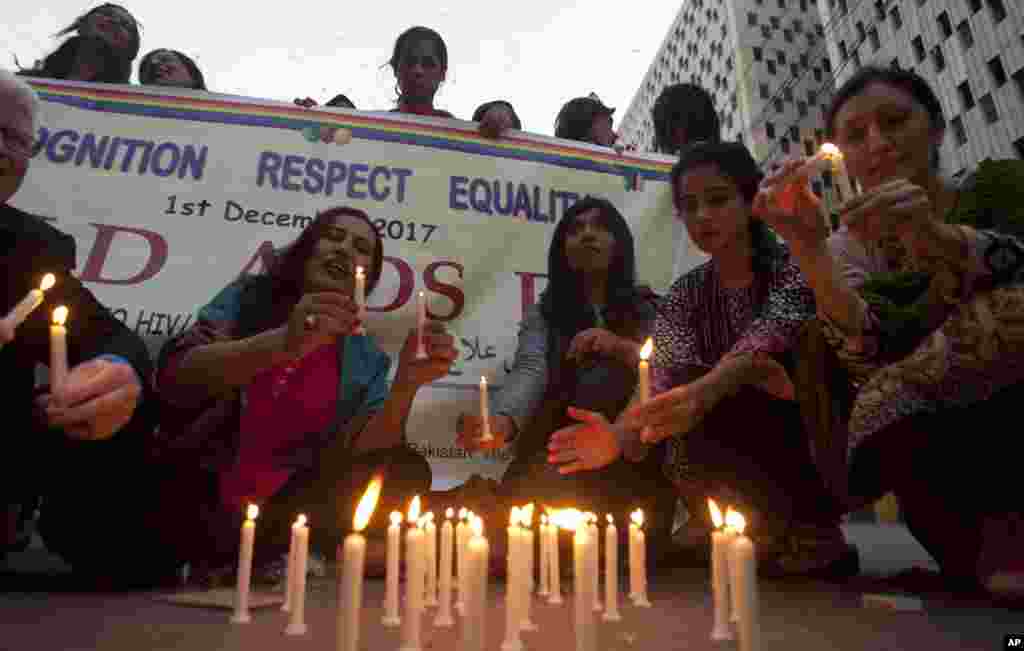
[2,522,1021,650]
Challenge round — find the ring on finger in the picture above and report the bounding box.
[304,313,317,330]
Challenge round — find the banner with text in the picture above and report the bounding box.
[15,79,705,488]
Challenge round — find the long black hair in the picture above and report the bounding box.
[670,141,784,275]
[17,35,125,83]
[539,196,639,336]
[652,83,721,155]
[138,49,207,90]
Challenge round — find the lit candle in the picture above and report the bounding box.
[820,142,857,201]
[231,504,259,624]
[503,508,523,651]
[282,514,307,613]
[338,478,381,651]
[382,511,403,627]
[455,508,469,615]
[708,499,733,641]
[353,265,366,335]
[425,512,438,608]
[587,514,601,612]
[572,514,596,651]
[401,497,425,651]
[547,514,562,606]
[602,515,621,621]
[479,376,493,442]
[2,273,56,336]
[520,505,537,632]
[415,290,428,359]
[630,509,651,607]
[285,515,310,635]
[463,517,489,651]
[638,338,653,441]
[435,508,456,628]
[538,515,550,597]
[49,306,69,401]
[726,510,759,651]
[725,508,740,625]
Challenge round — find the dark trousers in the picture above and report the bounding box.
[151,443,432,570]
[684,387,845,533]
[849,383,1024,584]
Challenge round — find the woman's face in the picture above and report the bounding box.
[145,51,195,88]
[302,214,378,295]
[589,113,617,147]
[80,5,137,53]
[563,207,617,275]
[396,39,445,104]
[675,164,750,257]
[832,81,939,190]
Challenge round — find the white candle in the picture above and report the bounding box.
[479,376,493,442]
[602,515,621,621]
[503,508,523,651]
[435,508,456,627]
[630,510,651,607]
[708,500,733,641]
[587,515,601,612]
[338,478,381,651]
[400,503,425,651]
[231,504,259,624]
[638,338,653,403]
[285,517,310,635]
[382,511,403,627]
[727,511,759,651]
[2,273,56,335]
[725,509,741,624]
[820,142,856,201]
[538,516,550,597]
[424,513,438,607]
[548,518,562,605]
[463,517,489,651]
[282,514,307,613]
[415,290,427,359]
[573,523,596,651]
[353,265,366,335]
[49,306,69,401]
[455,509,469,615]
[520,506,537,632]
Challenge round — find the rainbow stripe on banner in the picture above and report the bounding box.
[28,80,672,184]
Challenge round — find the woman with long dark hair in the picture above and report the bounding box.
[152,207,457,578]
[550,143,856,577]
[651,83,721,155]
[454,196,676,559]
[138,49,206,90]
[18,4,140,83]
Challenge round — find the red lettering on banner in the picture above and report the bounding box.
[370,255,415,312]
[78,224,168,285]
[423,260,465,322]
[514,271,548,320]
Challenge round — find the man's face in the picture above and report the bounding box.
[0,77,35,204]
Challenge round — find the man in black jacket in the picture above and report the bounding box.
[1,70,171,587]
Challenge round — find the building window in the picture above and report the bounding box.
[753,46,763,61]
[778,0,786,7]
[791,63,800,76]
[783,86,794,101]
[771,16,780,28]
[800,0,808,10]
[816,23,824,37]
[762,25,772,39]
[932,45,946,72]
[766,122,776,139]
[790,126,800,141]
[839,40,849,61]
[800,53,810,68]
[837,0,848,14]
[760,83,770,99]
[890,6,903,30]
[989,57,1008,87]
[874,0,885,19]
[777,51,787,65]
[967,0,982,13]
[912,36,926,62]
[808,90,818,105]
[1015,137,1024,160]
[958,80,975,110]
[951,116,967,146]
[784,29,793,42]
[852,50,861,69]
[794,19,804,33]
[891,57,901,69]
[798,100,808,117]
[856,21,866,42]
[822,58,832,73]
[814,67,823,81]
[937,12,953,39]
[748,11,757,25]
[780,138,791,154]
[1014,68,1024,103]
[987,0,1007,23]
[869,27,880,51]
[980,94,999,123]
[775,98,784,113]
[767,60,777,74]
[957,20,974,49]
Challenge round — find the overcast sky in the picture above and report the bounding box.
[6,2,682,137]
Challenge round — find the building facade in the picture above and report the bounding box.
[819,0,1024,178]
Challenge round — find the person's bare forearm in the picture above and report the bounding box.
[790,241,867,333]
[354,378,419,453]
[174,327,292,396]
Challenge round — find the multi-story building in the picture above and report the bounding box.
[619,0,844,196]
[820,0,1024,178]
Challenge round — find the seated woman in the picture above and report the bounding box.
[549,142,855,576]
[138,49,207,90]
[554,94,617,147]
[152,207,457,576]
[651,83,721,155]
[755,66,1024,599]
[454,197,676,556]
[17,4,140,83]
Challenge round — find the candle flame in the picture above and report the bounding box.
[708,498,724,529]
[246,504,259,520]
[407,495,421,522]
[725,509,746,535]
[355,265,365,277]
[446,507,454,519]
[425,512,435,523]
[52,305,69,326]
[607,514,614,524]
[480,375,488,387]
[459,507,468,520]
[639,337,653,361]
[296,513,307,527]
[39,273,56,292]
[820,142,843,160]
[523,504,534,527]
[353,476,382,532]
[390,511,403,526]
[541,514,548,525]
[549,508,586,531]
[471,516,484,537]
[630,509,644,527]
[509,506,520,526]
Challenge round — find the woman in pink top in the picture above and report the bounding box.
[152,207,457,575]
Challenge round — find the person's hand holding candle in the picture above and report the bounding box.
[37,355,142,441]
[752,158,830,256]
[394,323,458,389]
[455,413,516,451]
